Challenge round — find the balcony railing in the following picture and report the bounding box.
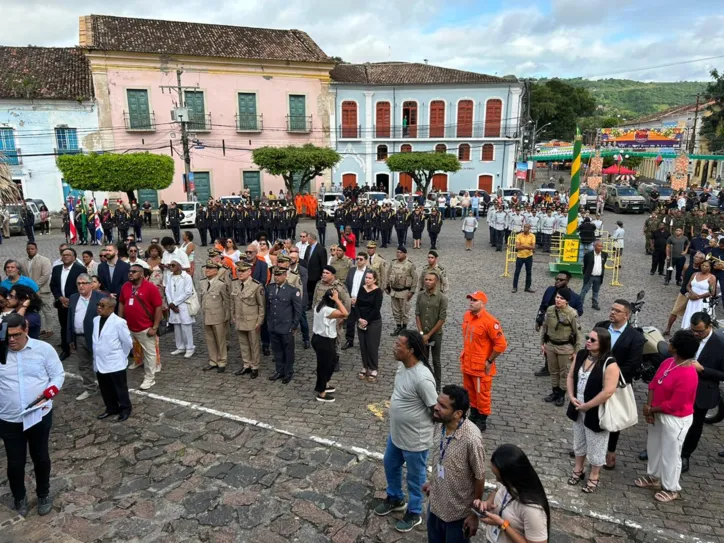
[188,113,212,132]
[287,115,312,133]
[0,149,21,166]
[123,111,156,131]
[337,125,361,140]
[370,123,518,139]
[236,113,263,132]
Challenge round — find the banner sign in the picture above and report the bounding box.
[598,127,684,149]
[562,238,580,263]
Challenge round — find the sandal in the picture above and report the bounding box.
[567,470,585,486]
[582,478,600,493]
[654,490,679,503]
[634,476,661,489]
[358,371,368,380]
[367,373,378,383]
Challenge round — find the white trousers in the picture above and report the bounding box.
[174,324,195,351]
[131,329,157,383]
[647,413,693,492]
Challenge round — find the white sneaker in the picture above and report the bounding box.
[184,349,196,359]
[75,391,91,401]
[170,349,185,355]
[139,380,155,390]
[127,361,143,370]
[156,364,162,373]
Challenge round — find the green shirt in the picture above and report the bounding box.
[415,289,448,336]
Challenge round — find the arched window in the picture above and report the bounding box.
[482,143,494,161]
[402,101,418,138]
[377,145,388,161]
[458,144,471,161]
[341,101,358,138]
[435,143,447,154]
[484,99,502,137]
[401,144,412,153]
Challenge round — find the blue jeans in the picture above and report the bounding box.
[579,275,603,307]
[473,206,479,219]
[427,510,470,543]
[383,435,429,515]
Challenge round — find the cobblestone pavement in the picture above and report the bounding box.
[1,211,723,542]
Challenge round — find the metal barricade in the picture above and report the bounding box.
[501,234,518,277]
[601,232,623,286]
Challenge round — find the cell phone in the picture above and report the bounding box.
[470,507,488,518]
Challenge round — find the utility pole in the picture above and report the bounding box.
[160,69,197,195]
[689,93,701,155]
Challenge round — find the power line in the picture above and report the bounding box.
[579,54,724,79]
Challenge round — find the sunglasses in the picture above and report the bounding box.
[356,257,366,261]
[585,335,598,343]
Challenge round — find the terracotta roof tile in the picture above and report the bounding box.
[82,15,331,63]
[330,62,515,85]
[0,46,93,101]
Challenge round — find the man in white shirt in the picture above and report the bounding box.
[295,231,310,260]
[342,251,370,350]
[68,274,105,400]
[127,245,150,269]
[160,236,190,286]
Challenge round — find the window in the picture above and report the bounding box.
[402,101,418,138]
[126,89,153,130]
[458,144,471,161]
[457,100,473,137]
[0,128,19,165]
[485,99,502,137]
[341,101,358,138]
[482,143,494,161]
[237,93,260,131]
[55,128,79,154]
[435,144,447,154]
[429,100,445,138]
[288,95,309,132]
[185,91,208,131]
[401,144,412,153]
[377,145,388,161]
[376,102,391,138]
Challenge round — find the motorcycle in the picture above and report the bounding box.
[629,290,669,384]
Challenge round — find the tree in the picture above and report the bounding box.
[386,152,461,196]
[701,69,724,154]
[0,155,22,203]
[57,152,174,203]
[530,80,597,140]
[252,144,341,198]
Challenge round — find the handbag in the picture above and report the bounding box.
[136,295,169,336]
[186,283,200,316]
[599,357,638,432]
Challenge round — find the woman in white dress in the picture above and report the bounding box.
[166,258,196,358]
[681,260,716,329]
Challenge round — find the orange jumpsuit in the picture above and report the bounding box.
[307,194,317,217]
[460,309,508,415]
[295,194,303,215]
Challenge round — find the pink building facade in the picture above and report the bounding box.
[80,15,335,206]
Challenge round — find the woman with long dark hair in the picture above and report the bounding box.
[566,327,620,493]
[311,283,348,402]
[356,269,383,383]
[473,444,550,542]
[8,284,44,339]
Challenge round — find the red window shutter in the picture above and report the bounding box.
[478,174,493,192]
[401,144,412,153]
[430,100,445,138]
[458,144,471,161]
[376,102,390,138]
[482,144,494,161]
[485,99,502,137]
[457,100,473,137]
[342,173,358,188]
[399,173,413,192]
[341,101,358,138]
[435,144,447,154]
[432,174,448,191]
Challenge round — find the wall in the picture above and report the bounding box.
[329,83,523,194]
[90,52,334,203]
[0,99,103,211]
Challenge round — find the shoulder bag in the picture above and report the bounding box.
[599,357,638,432]
[186,281,201,316]
[135,294,169,337]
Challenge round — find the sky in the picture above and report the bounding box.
[2,0,724,82]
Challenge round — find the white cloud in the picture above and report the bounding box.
[1,1,723,82]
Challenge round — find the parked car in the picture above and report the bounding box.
[219,195,245,206]
[580,188,598,213]
[359,191,393,206]
[166,201,199,227]
[319,192,345,220]
[604,184,646,214]
[501,188,527,205]
[4,201,41,235]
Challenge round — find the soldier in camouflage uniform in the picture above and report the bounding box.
[643,212,658,255]
[416,250,449,293]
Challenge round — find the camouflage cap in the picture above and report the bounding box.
[203,259,221,269]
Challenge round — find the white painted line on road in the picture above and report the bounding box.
[63,371,715,543]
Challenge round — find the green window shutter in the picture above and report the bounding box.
[289,95,306,131]
[192,172,212,203]
[243,171,261,200]
[237,93,258,130]
[185,91,206,130]
[0,128,19,165]
[55,128,79,153]
[127,90,151,129]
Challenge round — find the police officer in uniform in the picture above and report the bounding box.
[394,207,410,247]
[167,202,184,245]
[416,250,448,293]
[330,244,353,283]
[386,246,417,335]
[209,203,222,242]
[316,206,327,246]
[427,207,443,250]
[231,262,266,378]
[366,241,388,290]
[379,204,394,248]
[130,203,143,242]
[115,206,130,243]
[200,260,231,373]
[277,254,310,349]
[492,205,507,251]
[267,267,302,384]
[235,204,247,246]
[196,205,210,247]
[541,209,556,253]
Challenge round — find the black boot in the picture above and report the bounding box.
[554,389,566,407]
[544,389,559,403]
[469,407,481,423]
[390,325,402,337]
[476,414,488,432]
[534,363,550,377]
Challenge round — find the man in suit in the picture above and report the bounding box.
[594,299,644,469]
[97,244,131,298]
[17,242,53,337]
[67,274,106,400]
[580,240,608,311]
[50,247,87,360]
[303,232,327,311]
[343,251,371,349]
[682,312,724,471]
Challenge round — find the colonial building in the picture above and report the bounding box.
[79,14,336,205]
[0,46,103,210]
[329,62,523,194]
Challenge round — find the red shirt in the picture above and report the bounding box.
[342,233,356,259]
[119,279,163,332]
[648,358,698,417]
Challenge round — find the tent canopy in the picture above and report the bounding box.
[602,165,637,175]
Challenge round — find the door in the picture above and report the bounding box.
[399,173,413,193]
[127,89,151,130]
[342,173,357,188]
[185,91,206,131]
[243,171,262,200]
[137,189,158,208]
[376,173,390,194]
[376,102,391,138]
[341,101,358,138]
[289,95,307,131]
[429,100,445,138]
[238,93,258,130]
[485,99,502,137]
[192,171,211,203]
[457,100,473,137]
[432,174,448,192]
[478,174,493,193]
[402,102,417,138]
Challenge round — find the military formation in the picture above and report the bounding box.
[644,207,721,254]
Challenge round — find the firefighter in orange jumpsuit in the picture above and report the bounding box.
[307,193,317,217]
[460,290,507,432]
[295,194,304,215]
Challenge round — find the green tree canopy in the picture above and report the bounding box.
[386,152,461,196]
[701,69,724,154]
[252,144,341,197]
[530,80,597,140]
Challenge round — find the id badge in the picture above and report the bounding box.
[437,464,444,479]
[490,526,501,541]
[129,298,134,306]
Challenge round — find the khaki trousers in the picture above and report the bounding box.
[131,329,157,383]
[546,343,575,391]
[205,323,228,367]
[237,328,261,370]
[390,296,410,326]
[39,292,54,329]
